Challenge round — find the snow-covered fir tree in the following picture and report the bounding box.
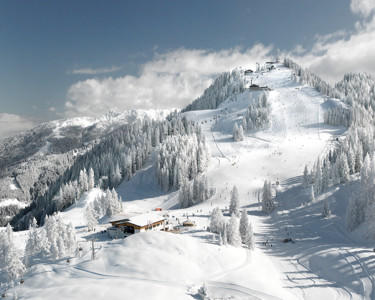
[229,186,240,216]
[85,204,98,231]
[24,218,43,267]
[261,180,274,213]
[105,189,123,217]
[88,167,95,189]
[243,93,271,131]
[233,123,244,142]
[155,131,209,192]
[227,215,241,247]
[303,165,309,187]
[322,200,331,218]
[239,209,254,249]
[42,214,77,260]
[0,224,25,283]
[209,207,225,234]
[178,175,212,208]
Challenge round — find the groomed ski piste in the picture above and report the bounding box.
[5,63,375,300]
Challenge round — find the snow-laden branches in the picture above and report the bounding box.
[284,58,341,99]
[243,93,271,131]
[155,130,209,193]
[209,207,254,249]
[183,69,246,112]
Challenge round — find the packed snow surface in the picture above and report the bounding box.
[6,64,375,300]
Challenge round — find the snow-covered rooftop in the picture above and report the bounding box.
[110,213,165,227]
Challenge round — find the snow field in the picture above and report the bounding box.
[5,64,369,300]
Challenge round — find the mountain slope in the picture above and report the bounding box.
[0,110,169,226]
[6,62,375,300]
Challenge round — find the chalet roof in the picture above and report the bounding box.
[109,212,165,227]
[128,213,165,227]
[108,214,132,223]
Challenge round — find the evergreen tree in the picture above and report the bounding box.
[227,215,241,247]
[79,169,89,192]
[24,218,42,267]
[3,224,25,283]
[209,207,224,234]
[86,204,98,231]
[262,180,274,213]
[243,221,255,250]
[229,186,240,216]
[310,185,315,203]
[88,168,95,189]
[239,209,249,243]
[303,165,309,187]
[322,200,331,218]
[338,153,350,183]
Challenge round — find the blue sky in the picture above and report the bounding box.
[0,0,373,126]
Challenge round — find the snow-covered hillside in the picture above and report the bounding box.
[3,62,375,300]
[0,109,170,226]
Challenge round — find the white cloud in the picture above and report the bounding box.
[70,66,122,75]
[0,113,37,139]
[65,45,272,117]
[350,0,375,17]
[288,3,375,84]
[64,0,375,118]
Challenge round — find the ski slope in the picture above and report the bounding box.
[6,63,375,300]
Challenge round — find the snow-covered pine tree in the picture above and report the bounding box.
[233,123,240,141]
[321,160,330,192]
[222,222,228,245]
[338,153,350,183]
[229,186,240,216]
[239,209,249,242]
[24,218,42,267]
[303,165,309,187]
[314,158,322,195]
[243,221,255,250]
[43,213,78,260]
[79,169,89,192]
[309,185,315,203]
[3,224,25,283]
[242,117,248,132]
[86,204,98,231]
[322,200,331,218]
[209,207,225,234]
[261,180,274,213]
[88,167,95,189]
[227,215,241,247]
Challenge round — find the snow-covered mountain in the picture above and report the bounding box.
[0,109,170,226]
[2,60,375,299]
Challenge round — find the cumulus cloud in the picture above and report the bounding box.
[350,0,375,17]
[0,113,37,139]
[65,0,375,117]
[288,0,375,83]
[70,66,122,75]
[65,45,272,117]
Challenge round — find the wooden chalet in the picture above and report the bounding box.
[108,213,166,238]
